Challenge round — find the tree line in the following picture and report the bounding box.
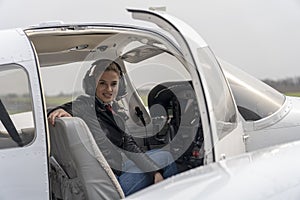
[263,77,300,93]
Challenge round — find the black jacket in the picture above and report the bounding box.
[50,95,160,176]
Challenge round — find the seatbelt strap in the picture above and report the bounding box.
[0,99,23,147]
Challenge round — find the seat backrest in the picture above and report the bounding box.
[49,117,124,200]
[148,81,200,132]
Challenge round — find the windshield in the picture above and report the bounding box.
[220,59,285,121]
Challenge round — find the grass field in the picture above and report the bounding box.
[45,96,72,108]
[285,92,300,97]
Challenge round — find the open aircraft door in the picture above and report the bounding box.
[0,29,49,199]
[128,8,246,162]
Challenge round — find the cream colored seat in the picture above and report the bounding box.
[49,117,124,200]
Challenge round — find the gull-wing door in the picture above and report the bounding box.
[127,8,246,162]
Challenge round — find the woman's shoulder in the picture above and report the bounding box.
[72,94,95,108]
[76,94,94,101]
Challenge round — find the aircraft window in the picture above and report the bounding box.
[124,52,204,170]
[125,52,191,98]
[0,64,35,149]
[220,59,285,121]
[197,47,237,140]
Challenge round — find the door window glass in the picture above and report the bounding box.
[197,47,237,140]
[0,64,35,149]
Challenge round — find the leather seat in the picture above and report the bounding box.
[49,117,124,200]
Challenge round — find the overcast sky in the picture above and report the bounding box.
[1,0,300,80]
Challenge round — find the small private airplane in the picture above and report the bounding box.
[0,7,300,200]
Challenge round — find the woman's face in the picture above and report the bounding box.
[95,70,119,103]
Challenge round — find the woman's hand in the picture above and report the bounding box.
[48,108,71,126]
[154,172,164,184]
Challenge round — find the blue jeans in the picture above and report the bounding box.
[117,149,177,196]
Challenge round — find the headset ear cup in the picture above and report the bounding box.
[83,73,96,96]
[116,74,127,100]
